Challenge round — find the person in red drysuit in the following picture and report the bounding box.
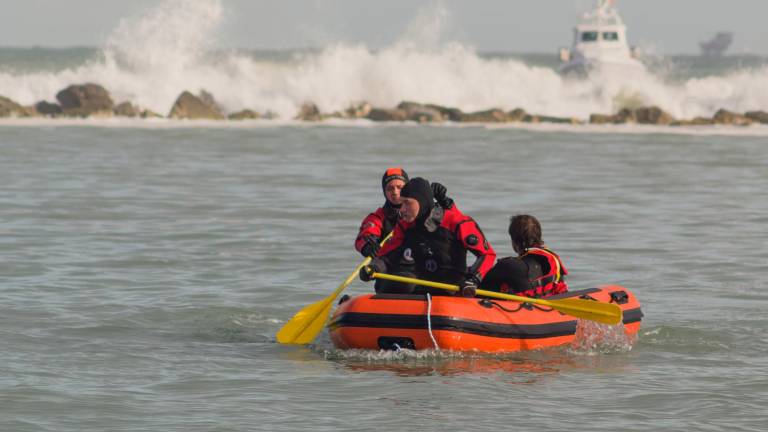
[360,177,496,297]
[354,167,410,259]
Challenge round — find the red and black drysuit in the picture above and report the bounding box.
[366,178,496,295]
[480,246,568,298]
[354,167,409,258]
[354,202,400,256]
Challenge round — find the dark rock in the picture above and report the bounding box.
[671,117,715,126]
[615,108,637,123]
[635,106,674,125]
[168,91,224,120]
[537,115,582,124]
[0,95,28,117]
[507,108,527,122]
[198,90,224,113]
[295,102,321,121]
[522,114,539,123]
[366,108,408,122]
[425,104,464,122]
[114,101,140,117]
[343,102,372,119]
[22,105,41,117]
[228,109,261,120]
[589,114,616,124]
[141,109,163,119]
[712,109,752,125]
[35,101,63,116]
[56,83,114,117]
[745,110,768,124]
[692,117,715,125]
[396,101,445,123]
[591,106,673,125]
[396,101,424,112]
[459,108,507,123]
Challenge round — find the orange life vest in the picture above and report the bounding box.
[517,247,568,298]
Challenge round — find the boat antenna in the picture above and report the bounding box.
[597,0,614,14]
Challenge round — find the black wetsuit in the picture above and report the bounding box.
[480,254,548,294]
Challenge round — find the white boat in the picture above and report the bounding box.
[559,0,644,76]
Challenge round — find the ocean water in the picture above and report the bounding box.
[2,0,768,431]
[1,123,766,431]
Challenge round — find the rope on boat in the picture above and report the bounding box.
[426,293,439,350]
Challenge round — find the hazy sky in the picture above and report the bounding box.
[2,0,766,55]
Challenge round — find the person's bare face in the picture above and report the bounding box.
[400,197,420,223]
[384,179,405,205]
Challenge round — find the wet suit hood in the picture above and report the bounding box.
[400,177,434,224]
[381,167,409,191]
[381,167,408,208]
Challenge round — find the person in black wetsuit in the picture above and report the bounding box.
[360,178,496,296]
[481,214,568,298]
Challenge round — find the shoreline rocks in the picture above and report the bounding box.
[745,110,768,124]
[114,101,141,118]
[35,101,62,116]
[2,84,768,128]
[712,109,752,126]
[294,102,321,121]
[168,90,224,120]
[0,95,33,117]
[590,106,674,125]
[228,109,260,120]
[56,83,114,117]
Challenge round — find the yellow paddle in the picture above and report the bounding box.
[372,272,623,325]
[276,233,393,344]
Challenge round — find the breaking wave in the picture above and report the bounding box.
[1,0,767,120]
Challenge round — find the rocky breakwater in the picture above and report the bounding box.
[324,101,581,125]
[589,106,768,126]
[28,83,116,117]
[1,83,165,119]
[2,84,767,128]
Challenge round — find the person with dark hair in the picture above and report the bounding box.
[481,214,568,298]
[360,177,496,297]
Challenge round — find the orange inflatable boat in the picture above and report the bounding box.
[329,285,642,352]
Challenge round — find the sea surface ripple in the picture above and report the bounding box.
[0,124,766,431]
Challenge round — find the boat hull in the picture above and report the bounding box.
[559,58,646,77]
[329,285,642,352]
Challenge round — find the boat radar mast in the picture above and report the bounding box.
[559,0,643,75]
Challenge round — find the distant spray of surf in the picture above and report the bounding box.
[0,0,767,119]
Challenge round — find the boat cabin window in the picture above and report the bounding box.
[603,32,619,41]
[581,32,598,42]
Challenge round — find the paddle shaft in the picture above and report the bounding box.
[371,272,623,325]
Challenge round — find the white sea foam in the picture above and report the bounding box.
[0,0,767,121]
[568,319,635,354]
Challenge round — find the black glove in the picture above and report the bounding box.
[360,259,386,282]
[458,277,479,297]
[431,182,447,201]
[360,236,380,257]
[431,181,454,209]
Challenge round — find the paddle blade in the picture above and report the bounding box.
[276,297,334,344]
[276,232,393,345]
[545,297,623,325]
